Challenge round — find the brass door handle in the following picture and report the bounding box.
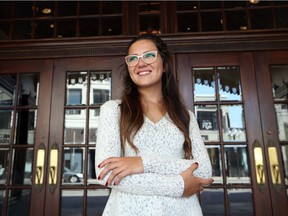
[48,142,59,192]
[35,143,45,192]
[253,140,265,192]
[267,140,282,189]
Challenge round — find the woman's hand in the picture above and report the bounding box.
[98,157,144,186]
[180,163,214,197]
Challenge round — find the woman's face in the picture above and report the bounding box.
[127,39,164,90]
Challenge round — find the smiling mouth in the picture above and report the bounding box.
[138,71,151,75]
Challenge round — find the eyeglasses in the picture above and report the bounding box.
[125,51,158,67]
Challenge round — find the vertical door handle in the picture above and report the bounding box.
[35,143,45,192]
[267,140,282,191]
[253,140,265,192]
[48,142,59,192]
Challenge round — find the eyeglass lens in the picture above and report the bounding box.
[125,51,157,66]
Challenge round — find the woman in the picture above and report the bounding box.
[96,34,213,216]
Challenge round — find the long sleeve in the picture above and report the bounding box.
[95,100,184,197]
[141,111,212,179]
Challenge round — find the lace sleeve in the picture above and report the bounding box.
[95,100,184,197]
[141,111,212,179]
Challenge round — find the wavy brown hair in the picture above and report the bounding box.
[119,34,192,159]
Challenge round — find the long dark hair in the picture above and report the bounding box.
[119,34,192,159]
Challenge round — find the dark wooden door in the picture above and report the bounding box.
[0,56,123,216]
[177,51,288,216]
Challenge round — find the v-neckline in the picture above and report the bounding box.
[144,113,168,126]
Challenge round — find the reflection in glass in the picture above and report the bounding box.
[281,145,288,185]
[89,109,100,144]
[193,67,216,102]
[221,105,246,142]
[195,105,219,142]
[66,72,87,105]
[218,66,242,101]
[200,188,225,216]
[206,145,222,184]
[275,104,288,141]
[90,71,111,105]
[61,190,83,215]
[228,188,254,216]
[8,189,31,215]
[0,110,13,144]
[88,148,96,184]
[62,148,84,185]
[224,145,250,184]
[0,190,4,214]
[87,189,110,216]
[0,74,16,106]
[18,73,39,106]
[0,149,9,184]
[11,148,33,186]
[14,110,37,145]
[270,65,288,100]
[64,109,86,144]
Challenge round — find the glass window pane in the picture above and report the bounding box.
[206,145,222,184]
[57,19,77,38]
[193,67,216,102]
[88,148,96,184]
[15,110,37,145]
[87,189,110,216]
[201,12,223,31]
[102,2,122,14]
[79,1,100,15]
[89,108,100,144]
[177,13,198,32]
[221,105,246,142]
[62,148,84,185]
[64,110,86,144]
[250,9,273,29]
[177,2,198,11]
[35,1,55,18]
[0,110,13,145]
[66,72,87,105]
[18,73,40,106]
[57,2,78,17]
[195,105,219,142]
[61,190,83,215]
[139,1,160,13]
[35,20,54,39]
[218,66,242,101]
[275,8,288,29]
[11,148,33,185]
[275,104,288,141]
[0,149,9,184]
[90,71,111,105]
[140,14,160,34]
[8,189,31,215]
[224,145,250,184]
[281,145,288,185]
[0,74,16,106]
[0,2,13,19]
[12,20,32,40]
[200,188,225,215]
[270,65,288,100]
[226,10,248,31]
[14,2,34,18]
[228,188,254,216]
[79,18,99,37]
[0,21,10,40]
[102,17,122,36]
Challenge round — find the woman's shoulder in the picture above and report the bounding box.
[101,99,121,111]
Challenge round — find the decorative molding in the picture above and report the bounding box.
[0,32,288,59]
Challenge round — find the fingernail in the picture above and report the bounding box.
[195,162,199,166]
[105,182,108,186]
[114,182,117,186]
[97,176,101,180]
[97,164,101,168]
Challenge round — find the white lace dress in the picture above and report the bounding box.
[95,100,212,216]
